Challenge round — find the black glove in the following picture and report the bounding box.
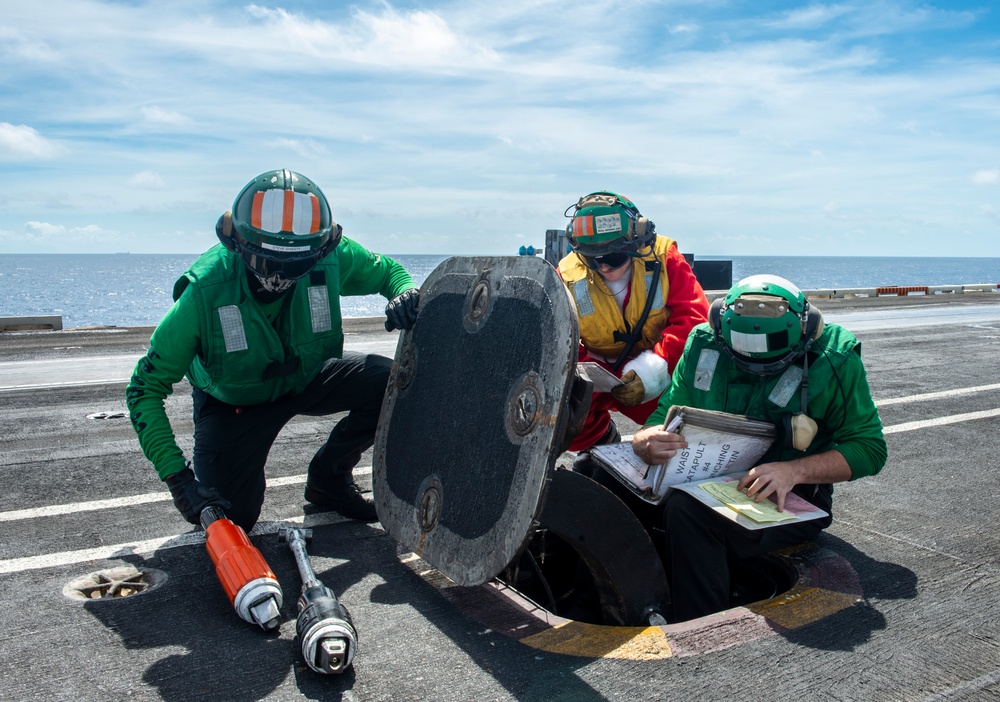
[164,466,231,525]
[384,288,420,332]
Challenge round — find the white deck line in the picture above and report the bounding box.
[0,383,997,528]
[1,398,999,574]
[0,511,353,575]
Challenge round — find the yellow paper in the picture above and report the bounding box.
[699,481,797,523]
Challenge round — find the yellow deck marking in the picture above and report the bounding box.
[748,585,861,629]
[521,621,673,660]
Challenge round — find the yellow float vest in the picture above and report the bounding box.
[558,235,675,362]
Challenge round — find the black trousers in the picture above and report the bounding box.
[191,352,392,531]
[592,467,825,623]
[661,490,824,622]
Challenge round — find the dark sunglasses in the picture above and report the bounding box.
[584,252,631,270]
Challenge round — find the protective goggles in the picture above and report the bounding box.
[240,241,324,282]
[583,251,631,270]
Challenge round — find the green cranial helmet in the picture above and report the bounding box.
[713,274,823,375]
[564,191,655,257]
[228,169,342,291]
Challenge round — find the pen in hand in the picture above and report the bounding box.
[648,413,685,492]
[664,414,684,435]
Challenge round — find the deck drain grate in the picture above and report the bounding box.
[63,566,166,601]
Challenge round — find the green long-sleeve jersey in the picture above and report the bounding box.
[646,323,887,481]
[126,238,414,480]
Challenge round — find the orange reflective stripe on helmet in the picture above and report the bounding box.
[573,215,594,237]
[251,191,266,231]
[250,190,322,235]
[282,190,296,233]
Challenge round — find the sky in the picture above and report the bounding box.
[1,0,999,257]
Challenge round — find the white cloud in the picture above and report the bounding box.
[24,222,67,240]
[1,1,999,257]
[354,8,459,58]
[141,106,188,126]
[24,221,118,242]
[0,27,59,61]
[0,123,60,160]
[971,169,999,185]
[126,171,166,189]
[240,3,499,70]
[767,3,854,30]
[668,24,700,35]
[755,2,978,43]
[271,138,329,158]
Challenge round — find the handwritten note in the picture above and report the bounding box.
[699,480,797,523]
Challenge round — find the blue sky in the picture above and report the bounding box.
[1,0,998,257]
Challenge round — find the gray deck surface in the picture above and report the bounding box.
[2,295,999,702]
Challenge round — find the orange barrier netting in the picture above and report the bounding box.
[876,286,930,296]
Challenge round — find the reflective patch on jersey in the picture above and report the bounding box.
[573,279,595,317]
[694,348,720,391]
[730,330,768,354]
[769,365,804,408]
[252,189,321,235]
[646,272,664,311]
[217,306,248,352]
[308,286,332,333]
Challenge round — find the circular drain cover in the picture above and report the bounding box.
[63,566,166,601]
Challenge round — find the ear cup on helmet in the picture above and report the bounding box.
[215,211,238,252]
[320,223,344,258]
[804,305,824,341]
[629,215,655,246]
[709,297,725,335]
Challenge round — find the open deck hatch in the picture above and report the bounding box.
[373,256,579,587]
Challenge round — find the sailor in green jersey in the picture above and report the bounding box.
[126,170,419,530]
[629,274,887,622]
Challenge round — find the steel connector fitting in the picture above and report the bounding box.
[301,616,358,674]
[234,577,284,630]
[297,583,358,673]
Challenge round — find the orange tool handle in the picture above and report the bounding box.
[204,518,278,606]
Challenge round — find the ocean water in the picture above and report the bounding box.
[1,253,997,329]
